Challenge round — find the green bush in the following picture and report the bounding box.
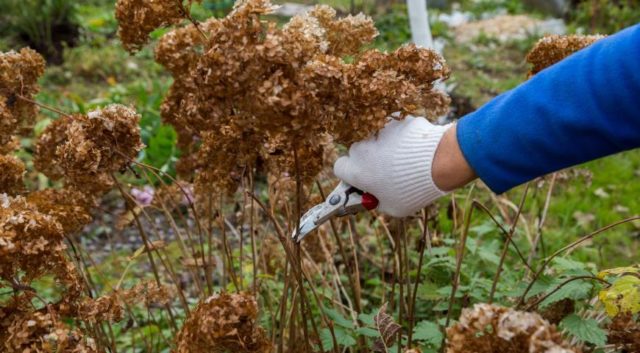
[0,0,79,63]
[571,0,640,34]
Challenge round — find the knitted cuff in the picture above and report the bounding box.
[391,123,451,213]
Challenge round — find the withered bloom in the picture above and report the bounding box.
[0,97,17,149]
[116,0,202,53]
[0,48,46,145]
[526,34,605,76]
[174,292,272,353]
[77,282,171,323]
[446,304,579,353]
[0,154,25,195]
[150,0,449,194]
[0,307,96,353]
[27,188,97,234]
[0,194,67,283]
[33,115,73,180]
[608,314,640,352]
[34,104,144,193]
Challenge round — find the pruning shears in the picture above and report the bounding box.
[292,181,379,242]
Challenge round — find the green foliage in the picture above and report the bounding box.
[458,0,526,17]
[570,0,640,34]
[323,307,355,329]
[0,0,79,61]
[539,279,593,308]
[560,314,607,346]
[373,5,412,50]
[412,320,443,349]
[76,3,119,36]
[203,0,235,17]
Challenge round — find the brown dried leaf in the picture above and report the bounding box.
[373,302,401,351]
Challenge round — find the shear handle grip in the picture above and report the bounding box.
[361,193,379,210]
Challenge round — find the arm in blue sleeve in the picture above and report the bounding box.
[456,24,640,194]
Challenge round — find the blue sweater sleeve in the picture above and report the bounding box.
[456,24,640,194]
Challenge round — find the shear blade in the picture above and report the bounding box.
[292,203,325,242]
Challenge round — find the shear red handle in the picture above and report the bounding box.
[361,193,379,210]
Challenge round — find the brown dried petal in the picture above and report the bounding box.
[0,154,25,195]
[116,0,202,53]
[174,292,272,353]
[446,304,580,353]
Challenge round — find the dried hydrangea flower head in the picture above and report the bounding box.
[0,154,25,195]
[526,34,605,76]
[174,292,272,353]
[607,314,640,351]
[34,104,144,194]
[116,0,202,53]
[0,194,67,283]
[0,308,96,353]
[77,282,171,324]
[0,97,17,150]
[0,48,46,147]
[27,188,96,234]
[146,0,449,194]
[446,303,579,353]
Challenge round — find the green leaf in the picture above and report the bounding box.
[412,320,443,346]
[323,307,354,329]
[522,275,554,300]
[356,327,379,338]
[428,246,452,257]
[418,282,447,301]
[478,244,501,265]
[335,327,357,347]
[143,124,177,169]
[540,278,592,308]
[553,257,587,271]
[358,312,375,326]
[319,328,334,351]
[470,221,496,236]
[560,314,607,346]
[319,328,356,351]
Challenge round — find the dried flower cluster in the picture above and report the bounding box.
[446,304,579,353]
[26,188,96,234]
[0,48,45,149]
[145,0,450,194]
[0,306,97,353]
[0,48,44,200]
[0,48,154,351]
[116,0,202,53]
[607,314,640,351]
[526,34,605,76]
[0,154,25,195]
[77,282,172,323]
[174,292,272,353]
[34,104,144,194]
[0,194,68,283]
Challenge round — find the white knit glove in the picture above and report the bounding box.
[334,116,452,217]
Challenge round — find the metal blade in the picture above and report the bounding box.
[292,203,325,242]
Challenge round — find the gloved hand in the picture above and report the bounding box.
[334,116,453,217]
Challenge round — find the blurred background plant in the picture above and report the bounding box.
[570,0,640,34]
[0,0,79,63]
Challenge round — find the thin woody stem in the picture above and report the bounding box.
[15,93,72,118]
[175,0,208,40]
